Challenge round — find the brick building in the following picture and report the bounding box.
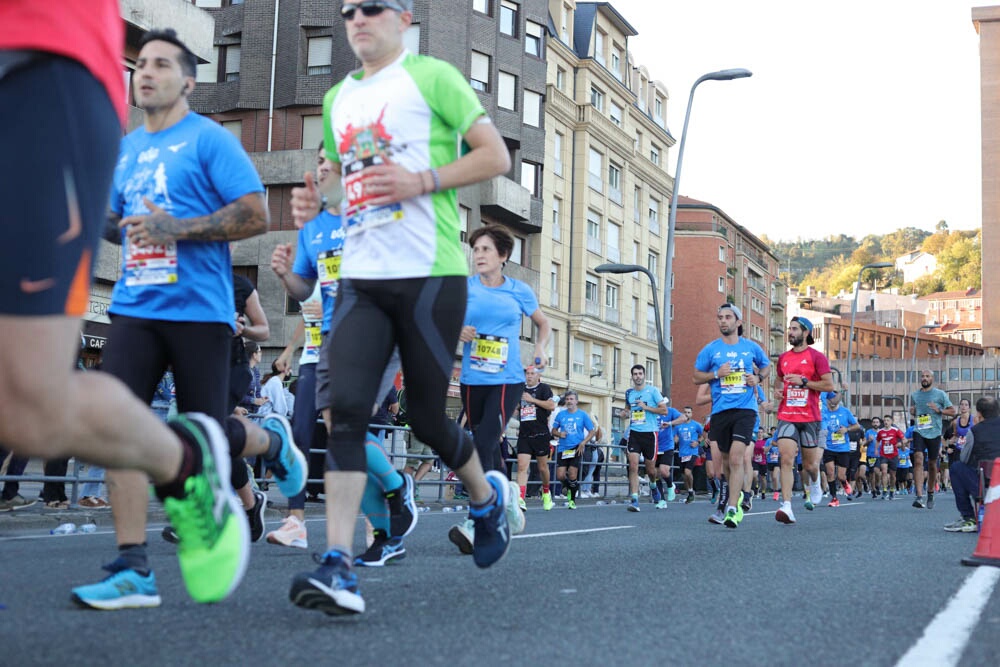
[920,288,983,344]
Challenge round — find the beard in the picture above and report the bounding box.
[788,334,804,347]
[920,380,931,388]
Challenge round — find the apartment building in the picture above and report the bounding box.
[921,288,983,344]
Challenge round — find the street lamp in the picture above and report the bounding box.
[596,263,668,391]
[845,262,894,405]
[662,68,752,403]
[907,323,939,413]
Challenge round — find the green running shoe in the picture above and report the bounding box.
[541,491,554,511]
[723,507,739,529]
[163,413,250,604]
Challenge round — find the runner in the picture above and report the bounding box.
[450,224,551,547]
[694,304,771,528]
[897,440,914,496]
[286,0,514,615]
[772,317,834,524]
[908,369,954,509]
[654,404,687,508]
[820,391,861,508]
[675,407,704,504]
[876,415,906,500]
[515,366,557,511]
[623,365,669,512]
[550,391,597,509]
[766,433,782,501]
[864,416,882,499]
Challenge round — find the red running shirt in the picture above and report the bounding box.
[0,1,125,124]
[877,427,905,458]
[776,347,831,423]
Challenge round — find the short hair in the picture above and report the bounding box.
[244,340,260,356]
[883,414,892,421]
[684,405,692,410]
[396,0,415,10]
[139,28,198,78]
[977,396,1000,420]
[468,224,515,263]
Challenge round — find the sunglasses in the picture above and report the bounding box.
[341,1,404,21]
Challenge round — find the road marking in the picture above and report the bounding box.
[514,525,634,539]
[895,566,1000,667]
[742,502,866,517]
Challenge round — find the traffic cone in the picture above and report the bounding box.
[962,458,1000,568]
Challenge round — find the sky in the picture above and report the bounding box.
[610,0,986,242]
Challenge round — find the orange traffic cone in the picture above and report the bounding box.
[962,458,1000,568]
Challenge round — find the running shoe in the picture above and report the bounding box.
[627,495,640,512]
[775,501,796,524]
[710,491,718,505]
[247,489,267,543]
[741,492,752,513]
[163,413,249,604]
[470,471,512,568]
[266,515,308,549]
[843,481,853,496]
[685,491,695,505]
[541,491,554,511]
[667,485,676,502]
[708,509,725,525]
[518,496,527,512]
[913,496,926,509]
[506,481,526,534]
[354,530,406,567]
[290,550,364,615]
[889,491,895,500]
[651,486,662,503]
[772,491,780,502]
[71,557,162,610]
[804,490,815,511]
[927,496,935,510]
[448,518,475,555]
[385,473,418,538]
[881,490,889,500]
[567,499,577,510]
[0,494,36,511]
[261,414,307,498]
[943,517,977,533]
[161,525,179,544]
[828,497,840,508]
[723,507,740,529]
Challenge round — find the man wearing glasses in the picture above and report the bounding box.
[288,0,513,616]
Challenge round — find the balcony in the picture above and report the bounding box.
[586,236,602,255]
[606,307,620,325]
[480,176,532,227]
[586,300,601,317]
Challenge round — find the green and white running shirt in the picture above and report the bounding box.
[323,50,486,279]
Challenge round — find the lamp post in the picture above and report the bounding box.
[662,68,752,403]
[596,263,668,391]
[845,262,894,406]
[906,323,939,414]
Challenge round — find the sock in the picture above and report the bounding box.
[719,476,729,510]
[323,546,353,564]
[469,488,498,516]
[656,479,665,496]
[118,543,150,575]
[631,493,639,502]
[263,430,283,461]
[541,485,550,494]
[519,485,526,499]
[568,479,579,500]
[710,478,719,494]
[830,484,837,500]
[154,423,204,501]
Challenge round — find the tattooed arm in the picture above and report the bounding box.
[120,192,269,247]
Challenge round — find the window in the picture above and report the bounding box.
[549,263,560,307]
[500,1,518,37]
[520,160,539,196]
[649,144,660,166]
[197,46,219,83]
[556,67,565,91]
[221,120,242,140]
[586,210,601,254]
[223,44,241,82]
[719,245,726,262]
[585,276,600,314]
[610,48,622,80]
[609,102,622,127]
[510,235,523,265]
[560,3,571,42]
[301,114,324,150]
[605,283,619,310]
[645,359,656,384]
[403,24,421,54]
[607,223,620,262]
[632,240,640,265]
[573,338,585,374]
[549,329,559,369]
[594,29,605,65]
[498,72,516,110]
[307,36,332,75]
[473,0,490,14]
[631,298,640,335]
[648,197,660,234]
[591,345,604,372]
[551,198,561,242]
[633,186,641,222]
[588,148,603,192]
[553,132,563,177]
[647,251,658,276]
[470,51,490,92]
[608,162,622,204]
[654,96,663,123]
[634,130,642,153]
[523,90,541,127]
[646,305,656,341]
[718,276,725,293]
[459,206,470,242]
[525,21,544,57]
[591,87,604,112]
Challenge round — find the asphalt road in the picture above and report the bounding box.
[2,493,998,667]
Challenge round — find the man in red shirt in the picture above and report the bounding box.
[877,415,907,500]
[773,317,834,524]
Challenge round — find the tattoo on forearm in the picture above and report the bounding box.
[178,195,268,242]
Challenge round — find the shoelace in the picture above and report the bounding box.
[167,477,216,551]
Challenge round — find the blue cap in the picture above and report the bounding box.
[822,391,838,400]
[795,316,814,333]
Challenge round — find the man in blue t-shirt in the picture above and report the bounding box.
[864,416,882,499]
[908,369,955,509]
[622,365,668,512]
[550,391,597,509]
[655,405,687,508]
[820,391,861,507]
[675,407,704,504]
[693,304,770,528]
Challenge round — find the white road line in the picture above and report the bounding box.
[742,502,866,517]
[895,566,1000,667]
[514,525,634,539]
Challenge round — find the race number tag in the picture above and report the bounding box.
[720,372,746,395]
[883,443,896,456]
[301,325,322,364]
[521,404,537,422]
[343,156,406,235]
[470,335,508,373]
[317,249,342,297]
[561,448,578,460]
[832,431,846,445]
[917,414,932,430]
[125,242,178,286]
[785,386,808,408]
[631,409,646,425]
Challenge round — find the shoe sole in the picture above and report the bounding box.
[448,525,474,555]
[775,510,795,524]
[290,577,364,615]
[263,414,308,498]
[708,515,723,524]
[249,490,267,543]
[266,533,308,549]
[355,548,406,567]
[393,473,419,538]
[724,518,738,528]
[71,592,163,610]
[627,506,640,512]
[506,481,526,534]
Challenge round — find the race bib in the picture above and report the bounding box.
[631,409,646,425]
[832,431,846,445]
[470,335,508,374]
[681,455,693,463]
[343,156,406,235]
[521,403,537,422]
[957,436,966,447]
[720,372,746,395]
[561,448,578,460]
[125,242,178,286]
[317,249,342,295]
[917,414,932,430]
[302,325,322,364]
[883,443,896,455]
[785,386,808,408]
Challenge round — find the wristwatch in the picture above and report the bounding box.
[799,377,808,388]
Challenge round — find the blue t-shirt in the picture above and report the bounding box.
[694,337,771,414]
[293,211,346,333]
[865,429,879,458]
[656,407,683,452]
[909,387,952,439]
[766,441,781,464]
[552,409,595,455]
[625,385,666,433]
[460,275,539,385]
[898,447,912,468]
[676,421,704,457]
[109,112,264,326]
[821,405,859,453]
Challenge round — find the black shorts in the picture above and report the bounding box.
[656,451,675,467]
[823,450,851,468]
[0,54,120,316]
[627,431,657,460]
[910,433,942,461]
[752,461,768,474]
[518,433,552,458]
[678,455,698,471]
[708,409,757,454]
[556,450,581,469]
[896,467,911,484]
[882,457,899,471]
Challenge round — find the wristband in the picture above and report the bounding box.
[713,369,719,380]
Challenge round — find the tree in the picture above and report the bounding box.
[921,230,950,256]
[936,220,949,232]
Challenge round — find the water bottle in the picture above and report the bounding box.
[454,505,464,512]
[978,504,985,533]
[442,506,454,513]
[79,523,98,534]
[51,523,77,535]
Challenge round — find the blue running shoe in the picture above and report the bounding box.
[470,470,511,568]
[628,496,640,512]
[262,414,307,498]
[385,472,418,538]
[651,486,662,503]
[354,530,406,567]
[290,550,364,615]
[71,557,162,610]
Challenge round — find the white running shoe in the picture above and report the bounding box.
[266,515,308,549]
[506,480,526,535]
[775,501,796,524]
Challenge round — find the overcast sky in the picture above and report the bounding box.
[611,0,985,242]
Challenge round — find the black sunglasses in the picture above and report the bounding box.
[341,1,404,21]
